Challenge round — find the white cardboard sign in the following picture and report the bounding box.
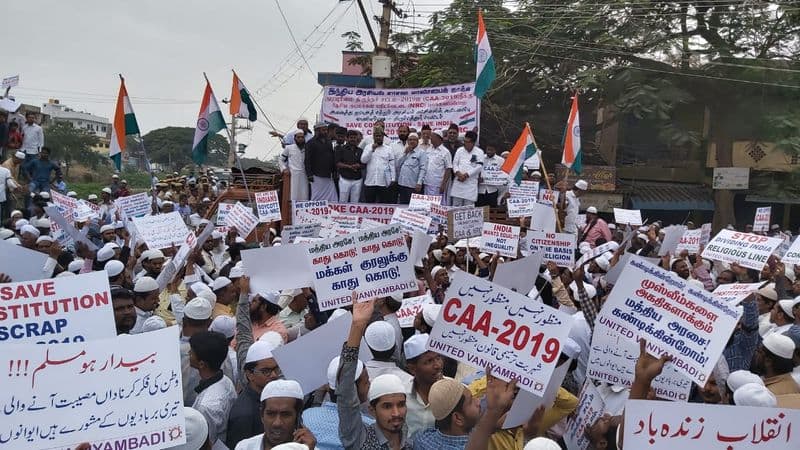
[753,206,771,233]
[675,229,702,255]
[527,231,576,267]
[426,271,573,395]
[624,400,800,449]
[529,201,556,233]
[711,282,763,305]
[506,196,536,218]
[0,239,51,282]
[613,208,643,226]
[492,253,543,295]
[255,190,281,222]
[282,223,322,244]
[564,381,605,450]
[215,202,235,226]
[701,229,783,270]
[408,193,442,211]
[225,201,259,238]
[390,208,432,236]
[781,237,800,265]
[480,222,520,258]
[132,211,189,250]
[450,207,484,240]
[114,192,152,219]
[396,295,434,328]
[241,244,315,294]
[0,326,186,450]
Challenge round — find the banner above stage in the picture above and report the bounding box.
[321,83,478,136]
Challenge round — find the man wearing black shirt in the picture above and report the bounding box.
[335,130,364,203]
[305,122,339,201]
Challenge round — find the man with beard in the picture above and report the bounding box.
[338,295,411,449]
[272,118,313,147]
[411,377,482,449]
[240,280,288,344]
[234,380,316,449]
[305,122,339,202]
[361,128,396,204]
[110,286,136,335]
[130,276,160,334]
[751,333,800,407]
[723,295,760,372]
[402,334,443,440]
[135,249,164,281]
[335,129,364,203]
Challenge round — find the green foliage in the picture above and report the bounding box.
[44,121,105,172]
[342,31,363,51]
[141,127,229,172]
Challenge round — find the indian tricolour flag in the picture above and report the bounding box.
[501,123,537,185]
[230,71,257,121]
[561,94,582,174]
[192,80,226,166]
[475,9,495,99]
[109,76,140,171]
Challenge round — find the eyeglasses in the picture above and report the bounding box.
[252,366,282,376]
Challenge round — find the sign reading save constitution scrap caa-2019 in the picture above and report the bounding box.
[306,223,417,311]
[426,271,573,396]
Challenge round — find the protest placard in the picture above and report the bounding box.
[390,208,432,236]
[711,282,762,305]
[538,189,559,204]
[509,180,539,198]
[481,165,508,186]
[44,206,98,251]
[114,192,152,218]
[254,190,281,222]
[428,203,451,235]
[527,231,576,267]
[396,295,434,328]
[623,400,800,449]
[480,222,520,258]
[74,200,98,222]
[426,271,573,395]
[774,232,792,258]
[502,358,570,429]
[700,223,712,246]
[321,83,477,137]
[675,229,702,254]
[0,271,115,345]
[409,231,433,267]
[156,231,196,291]
[0,326,185,450]
[242,244,315,294]
[281,223,321,243]
[530,201,556,233]
[293,200,331,222]
[51,189,78,216]
[701,229,783,270]
[564,381,605,450]
[330,215,361,235]
[753,206,771,233]
[360,218,386,230]
[0,239,50,283]
[328,202,399,223]
[215,202,235,225]
[658,225,687,256]
[588,257,740,386]
[506,196,536,218]
[613,207,643,226]
[272,311,371,395]
[447,206,486,240]
[225,201,259,238]
[306,223,417,310]
[573,241,618,270]
[408,193,442,211]
[492,253,543,295]
[782,236,800,265]
[132,211,189,250]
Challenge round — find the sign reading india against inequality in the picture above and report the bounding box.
[0,271,115,344]
[480,222,520,258]
[527,231,576,267]
[426,271,573,395]
[675,228,702,254]
[711,282,763,305]
[701,229,783,270]
[588,257,741,387]
[114,192,152,218]
[321,83,478,136]
[753,206,772,233]
[225,201,259,238]
[396,294,434,328]
[254,190,281,222]
[306,223,417,311]
[0,326,186,450]
[391,208,433,235]
[132,211,189,250]
[329,203,399,224]
[623,400,800,449]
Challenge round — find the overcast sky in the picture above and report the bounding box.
[5,0,434,161]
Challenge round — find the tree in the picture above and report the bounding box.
[399,0,800,229]
[141,127,229,172]
[44,121,104,176]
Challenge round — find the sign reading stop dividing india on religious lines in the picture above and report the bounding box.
[426,271,573,396]
[701,229,783,271]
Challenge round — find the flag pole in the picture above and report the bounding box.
[526,122,563,232]
[233,69,280,134]
[120,74,158,213]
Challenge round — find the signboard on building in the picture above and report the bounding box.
[712,167,750,190]
[555,164,616,192]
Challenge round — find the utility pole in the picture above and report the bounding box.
[372,0,402,88]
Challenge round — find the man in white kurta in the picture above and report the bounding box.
[563,179,588,234]
[423,130,452,199]
[279,131,309,202]
[449,130,484,207]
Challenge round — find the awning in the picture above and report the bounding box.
[745,194,800,205]
[628,182,715,211]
